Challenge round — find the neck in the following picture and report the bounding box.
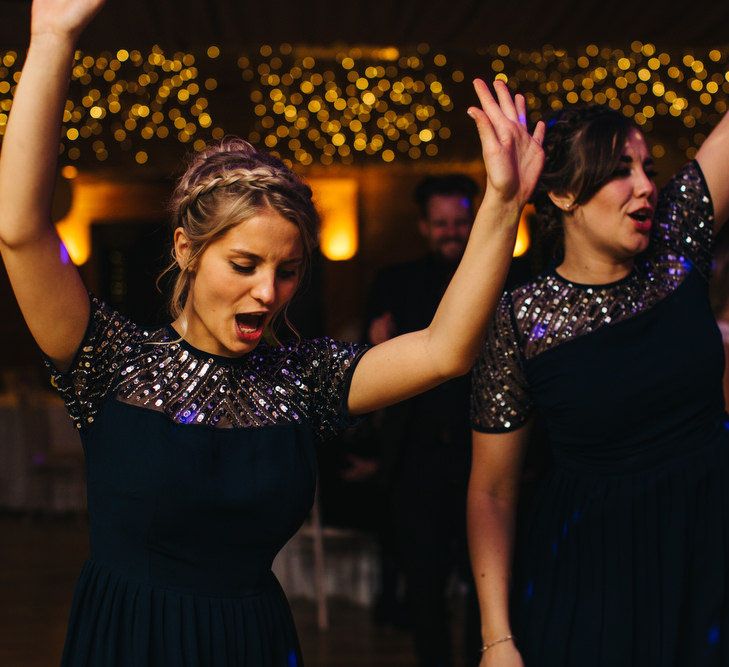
[557,245,634,285]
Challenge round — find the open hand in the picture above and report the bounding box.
[31,0,106,43]
[468,79,545,209]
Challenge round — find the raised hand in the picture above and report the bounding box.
[468,79,545,209]
[31,0,106,43]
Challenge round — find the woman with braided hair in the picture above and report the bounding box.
[468,101,729,665]
[0,1,545,665]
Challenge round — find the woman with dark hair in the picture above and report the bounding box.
[0,0,545,665]
[468,103,729,666]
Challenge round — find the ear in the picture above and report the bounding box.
[173,227,193,272]
[547,191,576,214]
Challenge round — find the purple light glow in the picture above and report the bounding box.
[59,241,71,265]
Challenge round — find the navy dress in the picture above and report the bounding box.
[471,162,729,665]
[47,304,366,666]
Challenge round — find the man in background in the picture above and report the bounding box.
[363,174,481,667]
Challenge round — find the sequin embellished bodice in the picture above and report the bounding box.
[49,300,364,437]
[45,298,366,635]
[471,161,724,445]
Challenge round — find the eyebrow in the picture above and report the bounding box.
[230,249,304,264]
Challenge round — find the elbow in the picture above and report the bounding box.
[0,223,51,251]
[451,355,476,378]
[437,352,475,381]
[421,328,476,381]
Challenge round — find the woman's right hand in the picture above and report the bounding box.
[480,640,525,667]
[31,0,106,43]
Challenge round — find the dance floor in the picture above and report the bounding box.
[0,515,437,667]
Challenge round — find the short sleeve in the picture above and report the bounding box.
[45,295,142,430]
[470,293,533,433]
[653,160,715,276]
[303,337,369,441]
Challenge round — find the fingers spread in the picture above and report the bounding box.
[494,80,519,123]
[467,106,500,154]
[473,78,501,115]
[473,79,515,144]
[515,94,527,128]
[532,120,546,146]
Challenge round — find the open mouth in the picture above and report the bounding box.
[628,207,653,231]
[235,312,266,337]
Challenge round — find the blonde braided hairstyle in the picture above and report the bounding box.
[160,138,319,322]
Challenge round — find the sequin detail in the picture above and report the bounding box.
[471,161,715,432]
[47,296,366,440]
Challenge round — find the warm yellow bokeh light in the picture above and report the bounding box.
[513,204,533,258]
[61,165,79,180]
[309,178,359,261]
[54,178,166,265]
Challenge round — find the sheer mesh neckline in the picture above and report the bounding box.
[549,264,638,290]
[164,325,253,366]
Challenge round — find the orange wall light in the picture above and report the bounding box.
[309,178,359,261]
[53,176,167,266]
[513,203,534,258]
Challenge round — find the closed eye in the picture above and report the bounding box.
[230,262,255,275]
[277,269,297,279]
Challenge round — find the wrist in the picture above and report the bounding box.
[482,623,513,643]
[478,195,522,226]
[29,30,78,53]
[481,634,516,654]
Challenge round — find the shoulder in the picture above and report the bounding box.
[503,273,553,317]
[68,295,157,369]
[656,160,713,216]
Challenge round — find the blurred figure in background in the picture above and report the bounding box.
[363,174,482,667]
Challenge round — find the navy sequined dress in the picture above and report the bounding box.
[47,305,366,667]
[471,162,729,665]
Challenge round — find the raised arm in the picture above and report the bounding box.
[468,426,530,666]
[696,109,729,231]
[0,0,104,369]
[347,80,545,414]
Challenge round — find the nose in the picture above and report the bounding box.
[250,271,276,305]
[634,167,655,200]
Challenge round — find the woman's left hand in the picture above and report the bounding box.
[468,79,545,210]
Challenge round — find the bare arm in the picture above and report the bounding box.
[468,426,530,666]
[696,109,729,231]
[348,80,545,414]
[0,0,104,369]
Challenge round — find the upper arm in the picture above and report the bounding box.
[0,227,89,369]
[696,110,729,231]
[348,328,447,415]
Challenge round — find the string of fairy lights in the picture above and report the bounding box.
[0,46,225,166]
[0,42,728,167]
[239,44,455,165]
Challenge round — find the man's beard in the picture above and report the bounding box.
[437,239,467,263]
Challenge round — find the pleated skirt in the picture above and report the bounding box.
[60,559,302,667]
[512,437,729,666]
